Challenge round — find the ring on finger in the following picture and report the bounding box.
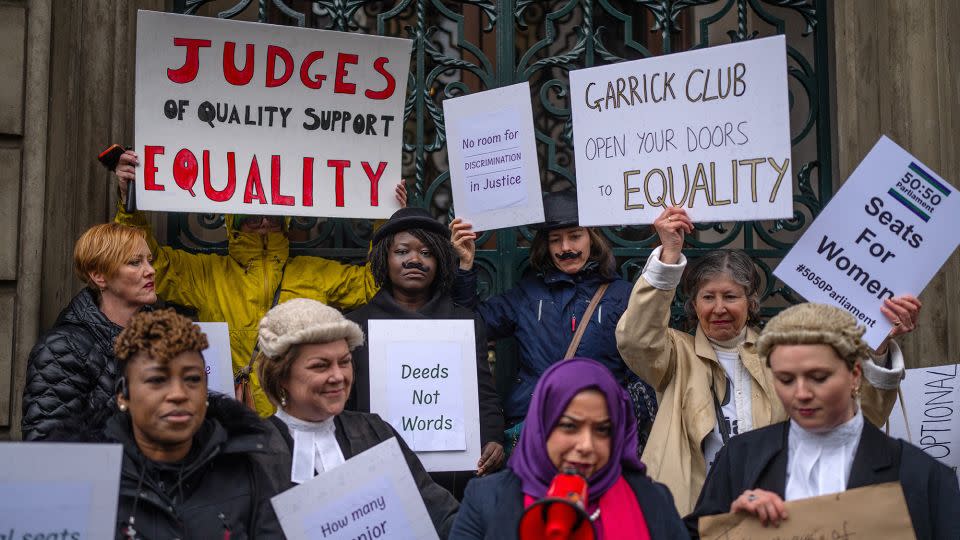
[747,493,758,502]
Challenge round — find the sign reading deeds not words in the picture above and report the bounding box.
[135,10,411,219]
[569,35,792,226]
[775,136,960,348]
[443,82,545,230]
[367,319,481,472]
[0,443,123,540]
[271,438,439,540]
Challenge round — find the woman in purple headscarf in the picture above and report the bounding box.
[449,358,685,540]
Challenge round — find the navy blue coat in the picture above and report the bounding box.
[449,468,687,539]
[452,265,638,421]
[687,420,960,540]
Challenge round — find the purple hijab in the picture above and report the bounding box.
[508,357,645,499]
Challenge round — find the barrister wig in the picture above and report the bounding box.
[369,227,458,295]
[757,302,871,370]
[114,309,208,368]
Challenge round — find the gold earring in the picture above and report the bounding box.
[852,385,861,398]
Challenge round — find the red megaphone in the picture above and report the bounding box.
[517,469,596,540]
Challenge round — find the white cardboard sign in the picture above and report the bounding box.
[887,364,960,480]
[196,322,233,396]
[367,319,480,472]
[271,437,439,540]
[443,82,545,230]
[135,10,411,218]
[775,136,960,348]
[0,443,123,539]
[569,35,792,226]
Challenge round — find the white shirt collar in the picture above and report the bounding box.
[275,409,346,484]
[785,410,863,500]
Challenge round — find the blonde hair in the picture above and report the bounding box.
[73,223,148,289]
[757,303,871,370]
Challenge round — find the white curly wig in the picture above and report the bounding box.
[757,302,871,369]
[257,298,364,359]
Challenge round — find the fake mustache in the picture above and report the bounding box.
[401,261,431,272]
[555,251,583,261]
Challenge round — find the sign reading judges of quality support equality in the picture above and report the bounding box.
[367,319,480,472]
[776,136,960,348]
[0,443,123,540]
[443,82,545,230]
[271,438,439,540]
[135,10,411,218]
[887,364,960,479]
[569,35,792,226]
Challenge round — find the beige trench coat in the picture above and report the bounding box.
[616,275,899,515]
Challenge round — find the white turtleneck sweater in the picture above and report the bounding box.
[275,409,346,484]
[786,410,864,500]
[702,328,753,470]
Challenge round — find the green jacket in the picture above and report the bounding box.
[116,207,378,416]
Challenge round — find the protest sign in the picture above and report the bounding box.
[272,437,439,540]
[887,364,960,479]
[443,82,545,230]
[699,482,914,540]
[775,136,960,348]
[196,322,232,396]
[367,319,480,472]
[0,443,123,539]
[134,10,411,219]
[569,35,792,226]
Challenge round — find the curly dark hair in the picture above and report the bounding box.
[115,309,208,371]
[369,228,457,295]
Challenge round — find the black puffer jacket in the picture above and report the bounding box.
[103,394,291,539]
[22,288,128,440]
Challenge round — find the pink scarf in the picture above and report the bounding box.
[523,476,651,540]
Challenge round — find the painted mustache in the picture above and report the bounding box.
[555,251,583,261]
[401,261,431,272]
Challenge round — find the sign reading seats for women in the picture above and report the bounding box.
[134,10,411,219]
[367,320,480,472]
[443,82,545,230]
[272,438,439,540]
[569,35,792,226]
[0,443,123,539]
[776,136,960,348]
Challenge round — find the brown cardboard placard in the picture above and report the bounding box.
[699,482,915,540]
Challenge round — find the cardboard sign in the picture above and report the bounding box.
[443,82,545,230]
[569,35,792,226]
[699,482,915,540]
[367,319,481,472]
[271,437,439,540]
[134,10,411,218]
[0,443,123,539]
[775,136,960,348]
[887,364,960,479]
[196,322,233,396]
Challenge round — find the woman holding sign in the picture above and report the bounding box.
[687,303,959,539]
[615,206,921,515]
[450,357,687,539]
[255,297,460,538]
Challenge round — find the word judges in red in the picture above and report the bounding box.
[142,146,387,208]
[166,38,397,100]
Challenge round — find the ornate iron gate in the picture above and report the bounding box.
[169,0,833,389]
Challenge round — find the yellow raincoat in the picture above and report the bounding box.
[116,207,378,416]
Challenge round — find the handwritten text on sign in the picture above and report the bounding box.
[776,136,960,348]
[134,10,411,218]
[443,82,545,231]
[569,35,792,226]
[888,364,960,479]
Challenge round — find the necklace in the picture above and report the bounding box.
[590,508,601,522]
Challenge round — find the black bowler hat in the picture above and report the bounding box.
[531,190,580,231]
[372,207,449,246]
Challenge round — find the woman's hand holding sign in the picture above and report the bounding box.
[874,294,922,355]
[450,218,478,271]
[653,206,694,264]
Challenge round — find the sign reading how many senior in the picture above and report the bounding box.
[776,136,960,348]
[367,320,480,472]
[134,10,411,219]
[569,35,792,226]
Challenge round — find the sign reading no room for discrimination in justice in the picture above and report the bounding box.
[776,136,960,348]
[135,10,411,219]
[569,35,792,226]
[443,82,545,231]
[367,320,480,472]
